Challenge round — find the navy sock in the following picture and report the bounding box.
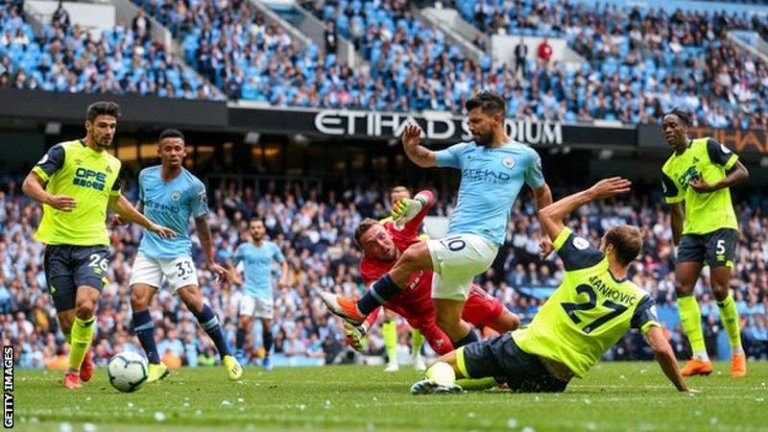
[358,274,401,315]
[235,328,246,355]
[454,329,479,348]
[194,305,232,358]
[262,328,273,357]
[132,310,160,364]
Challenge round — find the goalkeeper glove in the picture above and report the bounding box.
[391,194,429,226]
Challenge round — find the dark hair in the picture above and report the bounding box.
[664,107,691,127]
[249,217,264,225]
[604,225,644,266]
[354,218,380,247]
[86,101,120,122]
[389,185,410,202]
[465,91,506,117]
[158,128,185,142]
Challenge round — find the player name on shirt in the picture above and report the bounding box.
[588,275,638,306]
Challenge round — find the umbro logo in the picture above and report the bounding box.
[692,157,699,163]
[106,166,113,173]
[74,159,83,166]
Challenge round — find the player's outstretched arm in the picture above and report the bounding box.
[532,183,553,212]
[195,216,227,280]
[22,171,76,211]
[401,124,436,168]
[538,177,632,242]
[109,195,175,238]
[391,189,434,227]
[644,326,691,392]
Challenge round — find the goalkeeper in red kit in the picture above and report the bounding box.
[342,190,520,355]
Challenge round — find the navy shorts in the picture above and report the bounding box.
[677,228,737,268]
[44,245,110,311]
[461,333,570,393]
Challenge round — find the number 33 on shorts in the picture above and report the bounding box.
[129,254,199,291]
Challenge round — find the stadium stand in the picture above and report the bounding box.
[1,1,765,127]
[0,2,219,99]
[456,0,767,128]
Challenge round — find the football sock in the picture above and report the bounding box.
[678,295,709,361]
[68,316,95,372]
[454,329,478,348]
[383,321,398,365]
[358,275,401,315]
[194,305,232,358]
[133,309,160,364]
[716,294,744,355]
[411,328,425,358]
[235,327,247,357]
[262,326,273,357]
[456,377,497,390]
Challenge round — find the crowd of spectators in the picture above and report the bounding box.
[2,172,767,370]
[459,0,767,129]
[0,2,218,99]
[1,1,766,128]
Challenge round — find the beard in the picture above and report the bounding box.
[96,135,113,148]
[475,129,495,147]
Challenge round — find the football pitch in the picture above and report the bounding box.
[11,361,768,432]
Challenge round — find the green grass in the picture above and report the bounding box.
[11,361,768,432]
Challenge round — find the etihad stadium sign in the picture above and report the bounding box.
[313,110,564,145]
[228,105,638,148]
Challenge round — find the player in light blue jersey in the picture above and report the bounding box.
[229,218,288,371]
[323,92,553,347]
[127,129,242,382]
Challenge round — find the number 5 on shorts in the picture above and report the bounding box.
[715,239,725,255]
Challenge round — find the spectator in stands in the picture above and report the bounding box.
[514,36,527,76]
[51,1,70,32]
[537,38,553,67]
[132,9,152,44]
[324,20,337,55]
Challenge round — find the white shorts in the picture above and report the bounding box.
[427,233,499,301]
[129,254,198,293]
[239,294,274,319]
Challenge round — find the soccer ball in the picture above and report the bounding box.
[107,351,148,393]
[426,361,455,387]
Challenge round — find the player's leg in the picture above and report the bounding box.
[463,285,520,333]
[414,333,569,395]
[177,284,242,379]
[253,296,275,371]
[44,246,81,388]
[321,242,433,324]
[170,256,242,380]
[674,235,712,375]
[44,246,77,340]
[434,299,476,345]
[411,338,499,394]
[128,255,168,382]
[432,234,498,344]
[68,246,109,386]
[411,328,426,372]
[706,229,746,377]
[382,308,399,372]
[236,295,255,363]
[260,317,274,371]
